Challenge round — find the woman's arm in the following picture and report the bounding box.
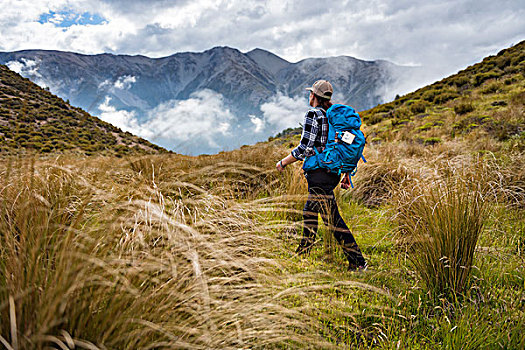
[276,110,319,172]
[276,154,298,172]
[290,110,319,161]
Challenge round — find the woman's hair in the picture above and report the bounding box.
[314,94,333,110]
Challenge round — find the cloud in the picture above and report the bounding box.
[98,96,152,138]
[99,75,136,91]
[6,58,50,89]
[250,115,265,133]
[6,58,40,77]
[260,93,308,131]
[96,89,235,153]
[114,75,136,89]
[146,89,234,148]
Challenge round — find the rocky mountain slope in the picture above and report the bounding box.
[0,47,417,154]
[0,64,166,155]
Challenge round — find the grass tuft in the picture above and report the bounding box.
[396,178,489,297]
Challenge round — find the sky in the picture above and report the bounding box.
[1,0,524,154]
[1,0,524,79]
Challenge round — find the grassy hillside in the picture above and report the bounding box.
[0,64,166,156]
[0,42,524,349]
[361,40,524,147]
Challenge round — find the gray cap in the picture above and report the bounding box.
[306,80,333,99]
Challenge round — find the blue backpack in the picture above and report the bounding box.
[302,104,366,188]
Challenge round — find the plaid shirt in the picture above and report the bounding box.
[291,108,329,161]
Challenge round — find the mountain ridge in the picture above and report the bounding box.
[0,46,420,154]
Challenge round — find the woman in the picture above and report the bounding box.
[275,80,367,271]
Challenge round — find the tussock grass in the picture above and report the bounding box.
[0,152,389,349]
[1,136,524,349]
[396,176,489,297]
[343,160,414,208]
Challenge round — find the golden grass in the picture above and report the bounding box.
[0,149,389,349]
[1,134,524,348]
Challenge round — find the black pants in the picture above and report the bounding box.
[301,170,366,266]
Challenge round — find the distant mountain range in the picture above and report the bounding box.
[0,47,420,154]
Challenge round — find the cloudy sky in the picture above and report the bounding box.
[1,0,524,154]
[1,0,524,79]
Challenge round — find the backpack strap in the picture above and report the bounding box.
[323,149,331,162]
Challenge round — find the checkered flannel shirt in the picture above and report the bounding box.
[291,108,329,161]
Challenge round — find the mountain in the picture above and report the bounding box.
[0,47,418,154]
[0,64,167,155]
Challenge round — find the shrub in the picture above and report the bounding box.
[491,100,507,107]
[454,102,474,115]
[364,113,384,125]
[434,92,460,104]
[374,104,395,113]
[449,75,470,88]
[495,56,511,70]
[481,82,502,94]
[416,122,434,132]
[410,101,428,114]
[473,72,500,87]
[422,89,438,102]
[392,118,410,127]
[41,145,53,153]
[423,137,442,145]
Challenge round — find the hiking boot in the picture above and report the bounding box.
[348,262,368,273]
[295,238,314,255]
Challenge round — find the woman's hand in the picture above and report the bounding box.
[276,160,286,172]
[341,173,351,189]
[276,155,298,172]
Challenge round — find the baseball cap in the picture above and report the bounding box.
[306,80,333,100]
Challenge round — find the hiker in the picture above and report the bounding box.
[275,80,367,271]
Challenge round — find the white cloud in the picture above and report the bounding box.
[96,89,235,153]
[98,79,111,89]
[250,115,265,133]
[98,96,152,137]
[146,89,234,146]
[114,75,136,89]
[6,58,50,89]
[260,94,308,131]
[49,12,65,24]
[98,75,136,92]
